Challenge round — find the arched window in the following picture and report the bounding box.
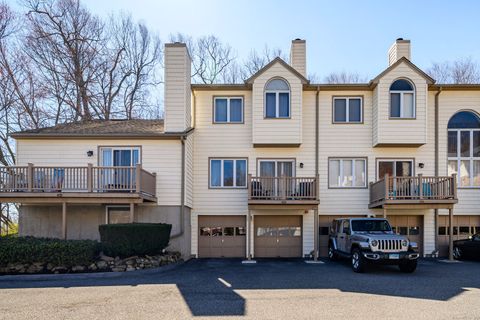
[390,79,415,118]
[265,78,290,118]
[447,111,480,187]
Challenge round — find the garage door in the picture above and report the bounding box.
[254,215,302,258]
[438,215,480,257]
[198,216,246,258]
[387,215,423,256]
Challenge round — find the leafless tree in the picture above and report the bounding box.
[170,33,237,84]
[427,57,480,84]
[323,71,368,84]
[242,45,287,79]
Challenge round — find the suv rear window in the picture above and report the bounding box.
[351,220,392,232]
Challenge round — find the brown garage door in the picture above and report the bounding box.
[387,215,423,255]
[254,215,302,258]
[438,215,480,257]
[198,216,246,258]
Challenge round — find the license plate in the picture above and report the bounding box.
[389,254,400,260]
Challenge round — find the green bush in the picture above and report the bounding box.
[99,223,172,257]
[0,236,100,267]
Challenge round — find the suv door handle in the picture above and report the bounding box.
[339,236,345,239]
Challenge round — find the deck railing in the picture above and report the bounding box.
[248,175,318,201]
[0,164,156,197]
[369,174,457,204]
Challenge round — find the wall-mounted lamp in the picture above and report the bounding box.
[419,163,425,169]
[299,163,304,169]
[87,150,94,157]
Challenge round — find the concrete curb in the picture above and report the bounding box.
[0,260,184,282]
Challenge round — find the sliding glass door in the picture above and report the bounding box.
[99,147,140,191]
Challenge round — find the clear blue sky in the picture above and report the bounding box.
[72,0,480,79]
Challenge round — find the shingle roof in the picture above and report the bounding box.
[11,119,167,138]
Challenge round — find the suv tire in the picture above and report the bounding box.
[351,248,365,273]
[328,242,338,261]
[399,260,417,273]
[453,246,462,260]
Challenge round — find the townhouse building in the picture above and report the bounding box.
[2,38,479,260]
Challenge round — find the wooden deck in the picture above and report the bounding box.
[248,175,319,206]
[0,164,157,204]
[369,174,457,209]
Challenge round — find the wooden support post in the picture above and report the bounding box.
[313,208,319,261]
[384,174,389,200]
[27,163,34,192]
[449,208,454,261]
[247,209,251,260]
[62,202,67,240]
[247,174,252,200]
[383,207,387,218]
[452,174,457,199]
[87,163,93,193]
[418,174,423,199]
[135,164,142,193]
[129,203,135,223]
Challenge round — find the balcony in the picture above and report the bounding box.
[369,174,457,209]
[0,164,157,204]
[248,175,319,206]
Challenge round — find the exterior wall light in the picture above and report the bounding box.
[419,163,425,169]
[299,163,304,168]
[87,151,94,157]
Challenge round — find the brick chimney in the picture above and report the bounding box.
[388,38,411,66]
[164,43,192,132]
[290,39,306,77]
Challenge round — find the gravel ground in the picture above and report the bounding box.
[0,258,479,320]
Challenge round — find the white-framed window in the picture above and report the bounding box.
[377,159,414,179]
[390,79,415,118]
[258,159,295,177]
[105,206,130,224]
[210,158,247,188]
[447,111,480,187]
[213,97,243,123]
[99,147,141,166]
[329,158,366,188]
[333,97,363,123]
[265,78,290,118]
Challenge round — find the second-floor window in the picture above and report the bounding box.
[447,111,480,187]
[390,79,415,118]
[214,97,243,123]
[210,158,247,188]
[329,158,366,188]
[333,97,363,123]
[265,78,290,118]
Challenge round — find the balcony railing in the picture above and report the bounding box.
[369,174,457,207]
[0,164,156,197]
[248,175,319,203]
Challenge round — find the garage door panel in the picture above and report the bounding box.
[198,216,246,258]
[254,215,302,258]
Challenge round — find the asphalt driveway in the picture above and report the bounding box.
[0,258,479,319]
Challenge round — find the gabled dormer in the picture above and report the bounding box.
[371,39,434,147]
[246,40,309,147]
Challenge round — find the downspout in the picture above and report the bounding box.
[171,134,186,239]
[434,87,442,254]
[313,86,320,260]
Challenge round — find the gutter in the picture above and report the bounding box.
[434,87,442,253]
[313,86,320,260]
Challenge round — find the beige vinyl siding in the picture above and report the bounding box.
[16,139,183,206]
[437,90,480,215]
[373,61,428,146]
[164,46,191,132]
[192,89,316,255]
[252,61,303,145]
[318,90,435,211]
[185,134,194,208]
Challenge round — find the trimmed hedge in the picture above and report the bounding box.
[0,236,100,268]
[99,223,172,257]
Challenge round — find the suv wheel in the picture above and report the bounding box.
[328,243,337,261]
[453,246,462,260]
[351,248,365,273]
[399,259,417,273]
